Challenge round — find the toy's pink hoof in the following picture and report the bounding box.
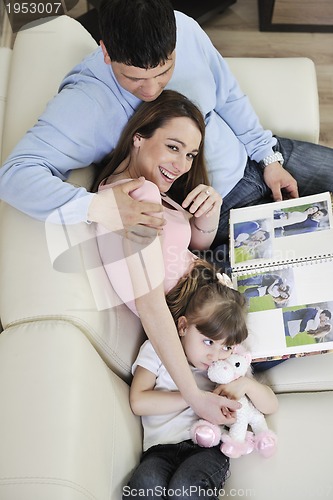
[254,431,277,458]
[191,420,221,448]
[220,432,254,458]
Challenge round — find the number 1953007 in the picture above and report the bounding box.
[5,2,62,15]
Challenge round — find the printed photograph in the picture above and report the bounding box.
[233,219,272,263]
[273,200,330,238]
[237,268,295,312]
[283,301,333,348]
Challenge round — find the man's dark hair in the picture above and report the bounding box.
[98,0,176,69]
[322,309,332,319]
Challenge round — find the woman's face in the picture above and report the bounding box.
[306,206,319,215]
[129,116,202,193]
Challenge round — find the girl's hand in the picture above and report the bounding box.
[214,377,279,415]
[213,377,249,402]
[182,184,222,218]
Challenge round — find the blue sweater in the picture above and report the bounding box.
[0,12,276,222]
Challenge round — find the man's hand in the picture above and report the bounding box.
[88,177,165,240]
[263,162,299,201]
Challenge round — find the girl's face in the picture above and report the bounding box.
[129,117,202,193]
[179,319,233,372]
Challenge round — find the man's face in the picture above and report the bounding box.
[247,230,267,247]
[100,41,175,101]
[319,312,330,326]
[312,210,325,220]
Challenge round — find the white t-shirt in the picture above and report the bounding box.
[132,340,215,451]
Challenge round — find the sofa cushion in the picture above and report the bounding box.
[0,201,146,381]
[0,321,142,500]
[223,391,333,500]
[255,351,333,393]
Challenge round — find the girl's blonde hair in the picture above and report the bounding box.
[166,259,248,346]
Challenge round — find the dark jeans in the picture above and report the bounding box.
[252,358,286,373]
[122,440,229,500]
[213,136,333,247]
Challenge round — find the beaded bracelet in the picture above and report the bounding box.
[192,220,217,234]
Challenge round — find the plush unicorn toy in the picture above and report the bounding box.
[191,346,277,458]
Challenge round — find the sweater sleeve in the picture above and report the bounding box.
[0,56,134,222]
[194,21,276,162]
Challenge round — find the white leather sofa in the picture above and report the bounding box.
[0,15,332,500]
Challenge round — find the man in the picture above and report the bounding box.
[233,220,270,249]
[281,208,328,236]
[1,0,333,246]
[273,205,320,228]
[237,273,290,303]
[283,307,332,337]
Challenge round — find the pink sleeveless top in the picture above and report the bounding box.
[96,179,196,315]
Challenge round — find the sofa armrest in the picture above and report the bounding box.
[255,352,333,394]
[225,57,320,144]
[0,201,145,381]
[1,15,97,161]
[0,321,142,500]
[0,47,12,162]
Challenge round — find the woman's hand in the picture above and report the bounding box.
[182,184,222,218]
[184,185,222,250]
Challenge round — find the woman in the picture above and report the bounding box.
[93,90,240,426]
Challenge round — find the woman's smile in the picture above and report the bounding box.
[158,166,177,183]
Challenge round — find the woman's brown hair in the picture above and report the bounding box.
[92,90,208,200]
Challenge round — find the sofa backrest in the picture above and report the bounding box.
[225,57,320,144]
[0,16,145,381]
[1,15,98,161]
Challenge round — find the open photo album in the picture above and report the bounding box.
[229,191,333,361]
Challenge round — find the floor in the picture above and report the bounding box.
[273,0,333,27]
[68,0,332,147]
[203,0,333,147]
[1,0,332,147]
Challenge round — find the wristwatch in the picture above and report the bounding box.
[259,151,284,169]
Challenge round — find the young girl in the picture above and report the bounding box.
[123,260,278,499]
[94,90,241,426]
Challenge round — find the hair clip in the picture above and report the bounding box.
[216,272,234,289]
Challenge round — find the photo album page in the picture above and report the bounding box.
[229,192,333,361]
